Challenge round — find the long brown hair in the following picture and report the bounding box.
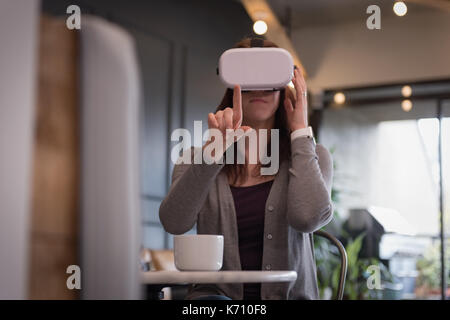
[216,37,295,186]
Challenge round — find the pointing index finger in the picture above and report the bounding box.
[232,84,242,129]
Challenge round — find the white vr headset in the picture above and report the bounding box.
[217,37,295,91]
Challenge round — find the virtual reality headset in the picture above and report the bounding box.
[216,38,295,92]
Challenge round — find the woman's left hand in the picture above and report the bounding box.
[284,67,308,132]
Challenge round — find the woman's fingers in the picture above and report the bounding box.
[293,67,305,87]
[240,125,252,132]
[284,97,294,113]
[223,107,233,130]
[208,112,219,129]
[295,68,306,86]
[292,69,302,107]
[232,84,243,129]
[215,110,224,131]
[210,83,246,137]
[284,97,294,127]
[210,108,235,132]
[294,69,307,108]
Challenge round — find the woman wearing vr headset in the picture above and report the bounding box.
[159,38,333,300]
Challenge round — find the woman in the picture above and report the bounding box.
[159,38,333,300]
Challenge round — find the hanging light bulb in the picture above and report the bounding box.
[334,92,346,105]
[253,20,268,35]
[253,11,268,35]
[401,85,412,97]
[393,1,408,16]
[402,99,412,112]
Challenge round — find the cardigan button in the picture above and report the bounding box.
[265,264,272,270]
[268,205,274,212]
[267,233,273,240]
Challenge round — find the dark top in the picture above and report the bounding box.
[229,179,274,300]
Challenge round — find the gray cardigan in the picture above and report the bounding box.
[159,135,334,300]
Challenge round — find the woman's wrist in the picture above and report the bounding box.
[290,126,316,145]
[290,124,308,133]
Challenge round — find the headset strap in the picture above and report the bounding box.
[250,37,264,47]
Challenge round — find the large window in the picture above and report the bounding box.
[318,86,450,300]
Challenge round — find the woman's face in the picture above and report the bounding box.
[241,90,280,124]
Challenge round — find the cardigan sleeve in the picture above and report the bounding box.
[159,147,225,235]
[286,136,334,233]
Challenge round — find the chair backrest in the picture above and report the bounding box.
[80,16,141,300]
[313,230,348,300]
[150,249,177,271]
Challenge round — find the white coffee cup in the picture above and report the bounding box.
[173,234,224,271]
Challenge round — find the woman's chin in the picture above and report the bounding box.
[245,105,276,118]
[245,115,274,123]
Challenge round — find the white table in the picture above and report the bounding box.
[142,270,297,284]
[142,270,297,299]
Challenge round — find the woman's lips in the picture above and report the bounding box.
[250,98,267,103]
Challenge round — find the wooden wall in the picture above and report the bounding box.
[28,15,79,300]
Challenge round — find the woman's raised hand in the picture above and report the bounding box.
[284,68,309,132]
[207,85,252,149]
[208,85,252,132]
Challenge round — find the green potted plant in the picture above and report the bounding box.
[415,239,450,298]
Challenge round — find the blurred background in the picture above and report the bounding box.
[0,0,449,300]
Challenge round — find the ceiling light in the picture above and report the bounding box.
[401,85,412,97]
[334,92,346,105]
[402,99,412,112]
[253,20,268,35]
[393,1,407,16]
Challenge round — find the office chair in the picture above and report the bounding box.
[314,230,348,300]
